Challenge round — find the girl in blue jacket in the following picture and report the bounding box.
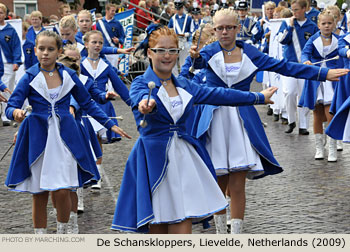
[111,24,279,234]
[5,30,130,234]
[299,10,341,162]
[189,8,348,234]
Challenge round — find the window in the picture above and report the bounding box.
[14,1,38,18]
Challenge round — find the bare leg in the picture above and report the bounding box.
[324,105,333,123]
[96,135,103,165]
[70,191,78,213]
[52,189,71,223]
[149,223,168,234]
[168,219,192,234]
[228,171,247,220]
[313,104,325,134]
[215,174,228,215]
[32,192,49,228]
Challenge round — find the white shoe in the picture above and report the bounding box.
[91,179,101,190]
[314,134,324,160]
[67,212,79,234]
[337,140,343,151]
[230,219,243,234]
[226,196,231,226]
[77,188,84,213]
[214,214,227,234]
[91,165,102,190]
[34,228,47,234]
[57,221,68,234]
[328,137,337,162]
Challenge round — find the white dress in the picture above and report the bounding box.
[205,62,264,179]
[151,87,228,224]
[14,85,79,193]
[88,69,108,139]
[316,45,335,105]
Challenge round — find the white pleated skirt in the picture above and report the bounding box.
[316,80,334,105]
[151,133,228,224]
[89,117,107,139]
[14,111,79,194]
[205,106,264,179]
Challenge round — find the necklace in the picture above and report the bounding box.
[40,67,55,77]
[320,34,332,41]
[159,77,171,86]
[221,44,237,56]
[87,57,99,62]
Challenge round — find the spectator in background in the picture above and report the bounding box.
[160,4,174,26]
[278,1,289,8]
[151,0,162,21]
[136,1,154,29]
[58,4,71,18]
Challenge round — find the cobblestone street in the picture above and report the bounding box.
[1,81,350,234]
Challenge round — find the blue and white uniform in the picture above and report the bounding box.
[80,57,131,142]
[0,22,23,123]
[237,16,255,43]
[70,74,110,160]
[305,7,320,24]
[277,18,318,129]
[191,41,328,178]
[330,33,350,114]
[4,63,117,193]
[190,18,204,34]
[26,26,45,43]
[168,14,193,73]
[111,66,267,233]
[96,16,125,68]
[299,32,341,110]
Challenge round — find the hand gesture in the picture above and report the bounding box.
[111,125,131,139]
[261,86,278,104]
[326,68,350,81]
[138,99,156,114]
[118,47,136,54]
[13,109,26,122]
[303,60,312,65]
[290,16,295,27]
[106,91,119,100]
[189,45,200,59]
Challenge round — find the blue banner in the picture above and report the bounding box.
[115,9,135,75]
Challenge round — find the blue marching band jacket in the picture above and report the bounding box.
[330,32,350,114]
[299,31,342,110]
[4,63,118,189]
[111,66,266,233]
[0,23,22,66]
[278,18,319,63]
[96,17,125,47]
[191,40,329,178]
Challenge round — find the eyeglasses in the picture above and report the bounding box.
[214,25,237,32]
[150,48,181,55]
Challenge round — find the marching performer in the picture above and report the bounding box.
[0,4,22,127]
[168,0,192,75]
[96,3,126,68]
[277,0,319,135]
[111,24,279,234]
[299,10,341,162]
[189,8,347,234]
[236,1,255,43]
[190,2,204,34]
[80,30,131,190]
[305,0,320,24]
[4,30,130,234]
